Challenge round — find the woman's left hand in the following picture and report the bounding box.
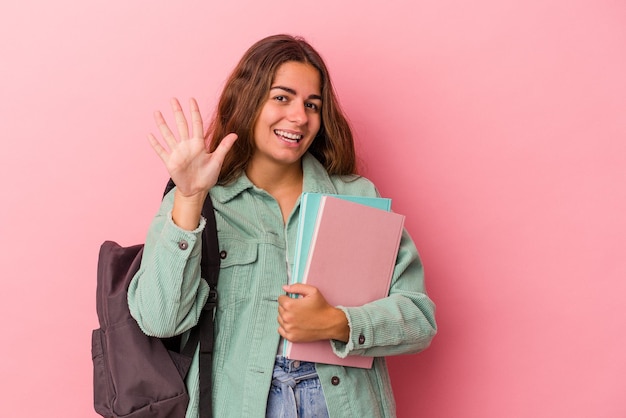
[277,284,350,343]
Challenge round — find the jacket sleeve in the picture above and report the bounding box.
[325,175,437,358]
[127,190,210,338]
[330,227,437,357]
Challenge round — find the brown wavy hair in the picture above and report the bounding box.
[206,34,357,185]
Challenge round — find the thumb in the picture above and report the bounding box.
[211,133,238,163]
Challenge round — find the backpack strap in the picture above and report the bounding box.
[198,187,219,418]
[163,179,219,418]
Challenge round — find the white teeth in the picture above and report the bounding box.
[275,130,303,141]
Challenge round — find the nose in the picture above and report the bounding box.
[288,101,308,125]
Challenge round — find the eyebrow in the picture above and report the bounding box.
[270,85,322,101]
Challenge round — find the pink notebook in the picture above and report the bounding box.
[285,196,405,368]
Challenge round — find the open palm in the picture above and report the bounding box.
[149,97,237,197]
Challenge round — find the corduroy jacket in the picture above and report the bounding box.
[128,153,437,418]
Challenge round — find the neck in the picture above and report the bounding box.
[246,158,304,224]
[245,158,304,195]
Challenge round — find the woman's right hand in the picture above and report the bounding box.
[149,97,237,230]
[149,97,237,198]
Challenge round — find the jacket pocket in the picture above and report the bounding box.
[216,238,258,308]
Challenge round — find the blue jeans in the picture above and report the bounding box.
[265,356,330,418]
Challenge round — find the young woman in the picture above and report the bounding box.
[128,34,437,418]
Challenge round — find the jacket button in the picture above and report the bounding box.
[331,376,340,386]
[358,334,366,345]
[219,250,228,259]
[178,240,189,250]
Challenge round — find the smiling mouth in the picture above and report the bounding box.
[275,129,303,143]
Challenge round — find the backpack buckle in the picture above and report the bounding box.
[205,287,218,308]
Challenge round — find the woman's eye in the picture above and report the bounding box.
[273,95,287,102]
[305,102,320,111]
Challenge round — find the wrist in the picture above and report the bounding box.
[171,189,207,231]
[174,188,208,204]
[329,307,350,343]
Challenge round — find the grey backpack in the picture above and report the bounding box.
[92,180,219,418]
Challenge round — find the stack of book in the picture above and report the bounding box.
[283,192,405,368]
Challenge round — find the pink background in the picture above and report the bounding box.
[1,1,625,416]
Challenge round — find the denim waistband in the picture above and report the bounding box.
[272,356,318,384]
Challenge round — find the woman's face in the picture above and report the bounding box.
[251,61,322,170]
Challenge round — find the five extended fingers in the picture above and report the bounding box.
[149,97,223,159]
[148,97,237,188]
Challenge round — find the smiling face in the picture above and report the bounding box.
[250,61,322,172]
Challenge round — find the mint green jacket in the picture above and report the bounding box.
[128,153,437,418]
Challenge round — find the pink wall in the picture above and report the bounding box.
[1,1,625,416]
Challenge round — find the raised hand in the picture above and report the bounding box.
[148,97,237,198]
[149,97,237,230]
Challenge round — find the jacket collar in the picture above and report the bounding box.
[211,153,338,204]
